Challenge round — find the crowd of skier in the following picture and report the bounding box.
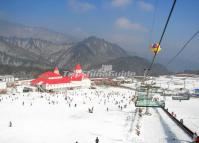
[0,87,135,143]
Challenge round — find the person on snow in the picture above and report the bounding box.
[9,121,12,127]
[193,132,199,143]
[95,137,99,143]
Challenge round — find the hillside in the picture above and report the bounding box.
[0,20,169,76]
[0,64,53,79]
[90,56,170,75]
[54,36,128,68]
[0,35,170,76]
[0,20,76,43]
[0,36,73,66]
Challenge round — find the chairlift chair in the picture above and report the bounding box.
[135,99,165,108]
[135,85,165,108]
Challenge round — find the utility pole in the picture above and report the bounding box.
[145,85,150,115]
[145,84,151,115]
[183,78,186,89]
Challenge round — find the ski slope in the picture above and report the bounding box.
[0,87,136,143]
[0,87,193,143]
[140,108,192,143]
[165,97,199,134]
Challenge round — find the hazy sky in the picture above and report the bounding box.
[0,0,199,70]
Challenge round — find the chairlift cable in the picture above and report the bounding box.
[148,0,159,48]
[139,0,177,108]
[145,0,177,77]
[166,30,199,67]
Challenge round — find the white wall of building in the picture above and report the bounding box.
[70,79,91,88]
[0,81,6,90]
[42,83,71,90]
[40,79,91,91]
[0,75,15,85]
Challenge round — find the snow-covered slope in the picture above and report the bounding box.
[0,87,194,143]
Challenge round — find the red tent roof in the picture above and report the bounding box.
[70,73,88,81]
[75,64,82,70]
[54,67,58,71]
[43,76,71,84]
[39,71,61,78]
[31,78,43,85]
[31,76,71,85]
[31,64,89,86]
[71,76,83,81]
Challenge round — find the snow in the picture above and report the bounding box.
[0,87,136,143]
[0,86,194,143]
[140,108,192,143]
[165,97,199,134]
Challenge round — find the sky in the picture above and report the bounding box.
[0,0,199,71]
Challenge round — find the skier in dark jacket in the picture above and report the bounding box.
[9,121,12,127]
[95,137,99,143]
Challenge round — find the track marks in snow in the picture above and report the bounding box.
[154,108,181,143]
[155,108,192,143]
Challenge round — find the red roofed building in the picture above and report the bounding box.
[69,64,90,88]
[53,67,60,75]
[31,64,91,91]
[31,67,71,91]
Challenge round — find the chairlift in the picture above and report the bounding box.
[135,99,165,108]
[172,93,190,100]
[137,95,152,101]
[135,85,165,108]
[150,87,164,94]
[136,86,148,92]
[137,85,162,93]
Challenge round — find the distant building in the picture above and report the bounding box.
[0,81,6,93]
[86,64,136,78]
[87,70,135,78]
[31,64,91,91]
[99,65,112,72]
[0,75,15,86]
[69,64,91,88]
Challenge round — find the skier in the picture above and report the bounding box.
[95,137,99,143]
[193,132,197,142]
[9,121,12,127]
[196,136,199,143]
[180,119,183,124]
[193,132,199,143]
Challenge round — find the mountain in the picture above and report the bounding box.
[0,51,48,68]
[0,35,128,69]
[54,36,128,68]
[0,35,169,76]
[90,56,170,76]
[179,69,199,75]
[0,20,76,43]
[0,36,73,65]
[0,64,53,79]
